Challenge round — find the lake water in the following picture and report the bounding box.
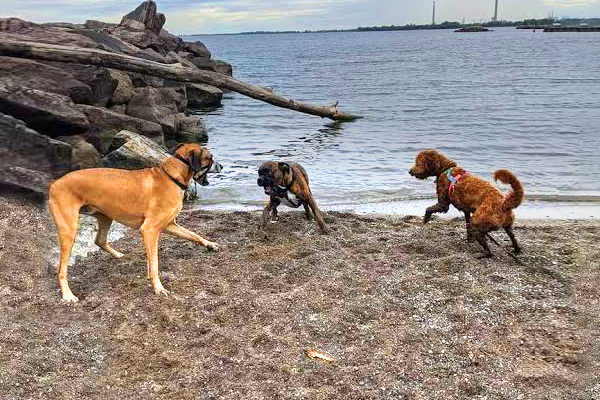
[184,28,600,218]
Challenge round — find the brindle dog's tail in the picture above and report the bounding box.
[494,169,524,211]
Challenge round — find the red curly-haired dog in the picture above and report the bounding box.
[409,149,524,258]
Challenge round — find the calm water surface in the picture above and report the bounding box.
[184,28,600,217]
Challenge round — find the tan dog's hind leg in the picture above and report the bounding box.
[140,225,168,296]
[94,213,124,259]
[164,222,219,251]
[49,195,81,302]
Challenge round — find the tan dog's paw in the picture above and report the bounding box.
[153,284,169,297]
[62,292,79,303]
[206,242,219,252]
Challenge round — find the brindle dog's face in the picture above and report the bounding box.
[173,144,223,186]
[408,150,443,180]
[257,161,291,196]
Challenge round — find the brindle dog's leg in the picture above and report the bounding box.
[306,196,328,234]
[260,198,279,229]
[423,202,449,224]
[271,200,280,222]
[504,226,521,254]
[303,203,313,221]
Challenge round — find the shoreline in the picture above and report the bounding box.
[188,198,600,220]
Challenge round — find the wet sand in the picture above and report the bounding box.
[1,189,599,399]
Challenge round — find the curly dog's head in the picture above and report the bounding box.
[409,149,457,180]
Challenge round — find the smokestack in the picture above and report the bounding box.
[432,1,436,25]
[493,0,498,22]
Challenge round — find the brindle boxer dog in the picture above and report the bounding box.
[257,161,328,233]
[48,143,222,302]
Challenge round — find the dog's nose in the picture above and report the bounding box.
[257,177,264,186]
[408,168,414,176]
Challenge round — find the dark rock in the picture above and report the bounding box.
[70,29,139,54]
[102,130,168,170]
[119,1,165,35]
[186,83,223,108]
[190,57,218,71]
[0,166,54,194]
[159,29,182,53]
[108,69,136,106]
[0,18,103,48]
[55,135,101,169]
[0,112,72,178]
[134,47,166,63]
[109,25,164,53]
[128,72,165,88]
[41,22,85,29]
[0,56,92,104]
[108,105,127,114]
[126,86,186,136]
[84,20,117,30]
[0,80,90,137]
[46,64,118,107]
[214,60,233,76]
[165,51,195,68]
[175,114,208,143]
[77,104,164,153]
[181,41,211,59]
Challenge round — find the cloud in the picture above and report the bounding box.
[543,0,599,7]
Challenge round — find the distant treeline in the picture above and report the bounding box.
[192,17,600,36]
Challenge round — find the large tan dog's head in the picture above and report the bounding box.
[409,149,457,180]
[257,161,293,196]
[170,143,223,186]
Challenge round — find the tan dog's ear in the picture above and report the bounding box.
[188,149,204,171]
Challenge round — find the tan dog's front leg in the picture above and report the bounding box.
[140,227,168,296]
[164,222,219,251]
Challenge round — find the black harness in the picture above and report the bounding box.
[161,153,211,191]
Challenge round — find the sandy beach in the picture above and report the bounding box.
[1,187,599,399]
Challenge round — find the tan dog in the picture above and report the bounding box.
[409,149,524,258]
[257,161,328,233]
[48,144,222,302]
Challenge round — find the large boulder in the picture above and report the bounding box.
[181,41,211,59]
[108,69,136,105]
[77,104,164,153]
[119,1,165,35]
[164,51,195,68]
[69,29,139,54]
[214,60,233,76]
[0,166,54,194]
[126,86,186,136]
[55,135,101,170]
[47,64,119,107]
[0,18,103,49]
[0,112,72,178]
[102,130,168,169]
[190,57,218,72]
[186,83,223,108]
[0,80,90,136]
[84,20,117,30]
[175,114,208,143]
[0,57,92,104]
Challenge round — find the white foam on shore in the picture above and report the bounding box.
[190,199,600,220]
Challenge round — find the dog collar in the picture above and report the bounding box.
[444,167,469,197]
[161,167,188,191]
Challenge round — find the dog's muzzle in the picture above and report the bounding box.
[194,162,223,186]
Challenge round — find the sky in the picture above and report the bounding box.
[1,0,599,34]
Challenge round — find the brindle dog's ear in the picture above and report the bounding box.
[169,143,184,155]
[278,162,291,175]
[188,149,204,172]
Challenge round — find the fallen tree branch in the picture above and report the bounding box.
[0,39,362,122]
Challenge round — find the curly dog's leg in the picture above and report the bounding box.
[504,226,521,254]
[473,230,493,259]
[464,211,474,242]
[424,202,449,224]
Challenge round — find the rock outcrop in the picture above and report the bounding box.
[0,1,227,192]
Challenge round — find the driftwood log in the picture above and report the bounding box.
[0,39,361,122]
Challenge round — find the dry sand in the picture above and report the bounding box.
[1,187,599,399]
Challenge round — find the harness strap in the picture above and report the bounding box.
[445,167,469,197]
[161,167,188,191]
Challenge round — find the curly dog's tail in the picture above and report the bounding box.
[494,169,524,211]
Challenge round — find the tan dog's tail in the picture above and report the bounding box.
[494,169,524,211]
